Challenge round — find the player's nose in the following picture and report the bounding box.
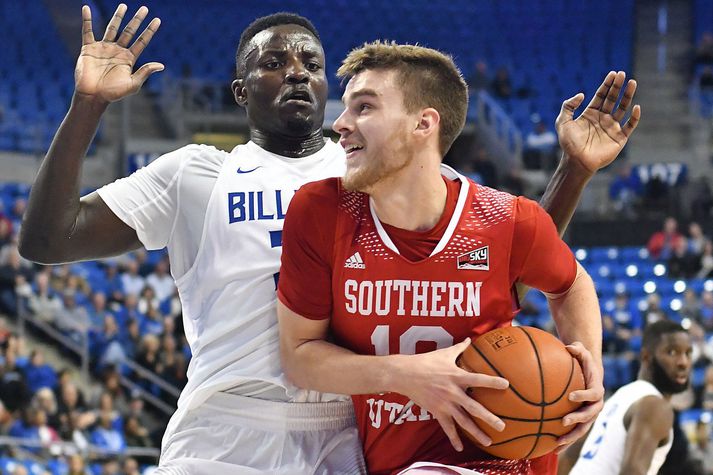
[332,109,352,135]
[285,59,308,84]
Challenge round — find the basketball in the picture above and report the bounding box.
[456,326,585,459]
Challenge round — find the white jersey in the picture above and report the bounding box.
[570,380,673,475]
[98,140,346,413]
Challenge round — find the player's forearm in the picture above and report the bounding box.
[547,263,603,368]
[282,337,409,395]
[19,94,108,263]
[538,153,594,237]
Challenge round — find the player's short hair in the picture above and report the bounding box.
[235,13,321,78]
[337,41,468,156]
[642,320,686,352]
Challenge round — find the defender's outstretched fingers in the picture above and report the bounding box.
[130,62,165,93]
[116,5,149,47]
[129,17,161,58]
[623,104,642,137]
[612,79,637,122]
[81,5,95,46]
[584,71,615,111]
[102,3,127,42]
[600,71,626,114]
[555,93,585,128]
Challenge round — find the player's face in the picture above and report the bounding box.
[333,68,419,192]
[651,331,693,394]
[238,25,327,137]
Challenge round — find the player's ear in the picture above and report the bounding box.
[640,347,652,365]
[413,107,440,140]
[233,79,247,107]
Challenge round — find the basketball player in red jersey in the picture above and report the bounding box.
[277,43,639,475]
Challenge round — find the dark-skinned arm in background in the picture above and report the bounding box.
[514,71,641,453]
[19,4,164,264]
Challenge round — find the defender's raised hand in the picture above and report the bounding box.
[76,4,163,103]
[555,71,641,175]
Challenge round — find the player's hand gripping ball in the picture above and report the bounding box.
[456,326,585,459]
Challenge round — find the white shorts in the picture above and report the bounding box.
[155,392,366,475]
[397,462,484,475]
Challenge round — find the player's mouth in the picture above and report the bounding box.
[341,142,364,160]
[675,373,688,384]
[282,88,313,106]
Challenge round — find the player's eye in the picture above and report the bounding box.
[264,61,282,69]
[359,103,371,112]
[306,62,322,72]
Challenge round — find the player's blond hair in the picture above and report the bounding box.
[337,41,468,156]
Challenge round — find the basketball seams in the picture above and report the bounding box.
[461,326,584,460]
[519,327,544,459]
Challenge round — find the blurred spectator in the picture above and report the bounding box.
[701,291,713,331]
[703,367,713,411]
[11,465,28,475]
[32,387,60,431]
[119,261,145,298]
[94,315,128,369]
[123,416,151,448]
[136,335,160,374]
[696,32,713,65]
[87,292,113,331]
[9,198,25,229]
[90,411,126,453]
[491,67,512,98]
[0,400,15,435]
[699,241,713,279]
[682,289,704,323]
[608,164,642,217]
[28,271,62,324]
[472,147,498,187]
[121,457,140,475]
[524,116,558,170]
[0,216,12,248]
[137,286,160,316]
[158,334,186,389]
[99,459,121,475]
[9,407,60,451]
[689,222,710,255]
[668,237,701,279]
[643,293,667,325]
[67,453,90,475]
[647,216,684,260]
[467,60,490,91]
[689,419,713,475]
[0,245,34,316]
[95,367,129,415]
[141,305,164,336]
[22,350,58,393]
[145,259,175,303]
[54,291,90,342]
[119,318,142,360]
[0,350,30,412]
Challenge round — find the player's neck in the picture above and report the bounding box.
[251,129,325,158]
[370,161,447,232]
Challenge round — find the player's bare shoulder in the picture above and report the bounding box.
[624,394,674,437]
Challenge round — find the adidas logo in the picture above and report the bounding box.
[344,252,366,269]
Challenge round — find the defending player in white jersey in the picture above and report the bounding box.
[19,3,639,474]
[560,320,693,475]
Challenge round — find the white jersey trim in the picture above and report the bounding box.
[369,164,469,258]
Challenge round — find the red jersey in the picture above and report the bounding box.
[278,171,576,475]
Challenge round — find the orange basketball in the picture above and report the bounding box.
[456,326,585,459]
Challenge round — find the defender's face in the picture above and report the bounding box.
[652,331,693,393]
[333,69,418,192]
[239,25,327,137]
